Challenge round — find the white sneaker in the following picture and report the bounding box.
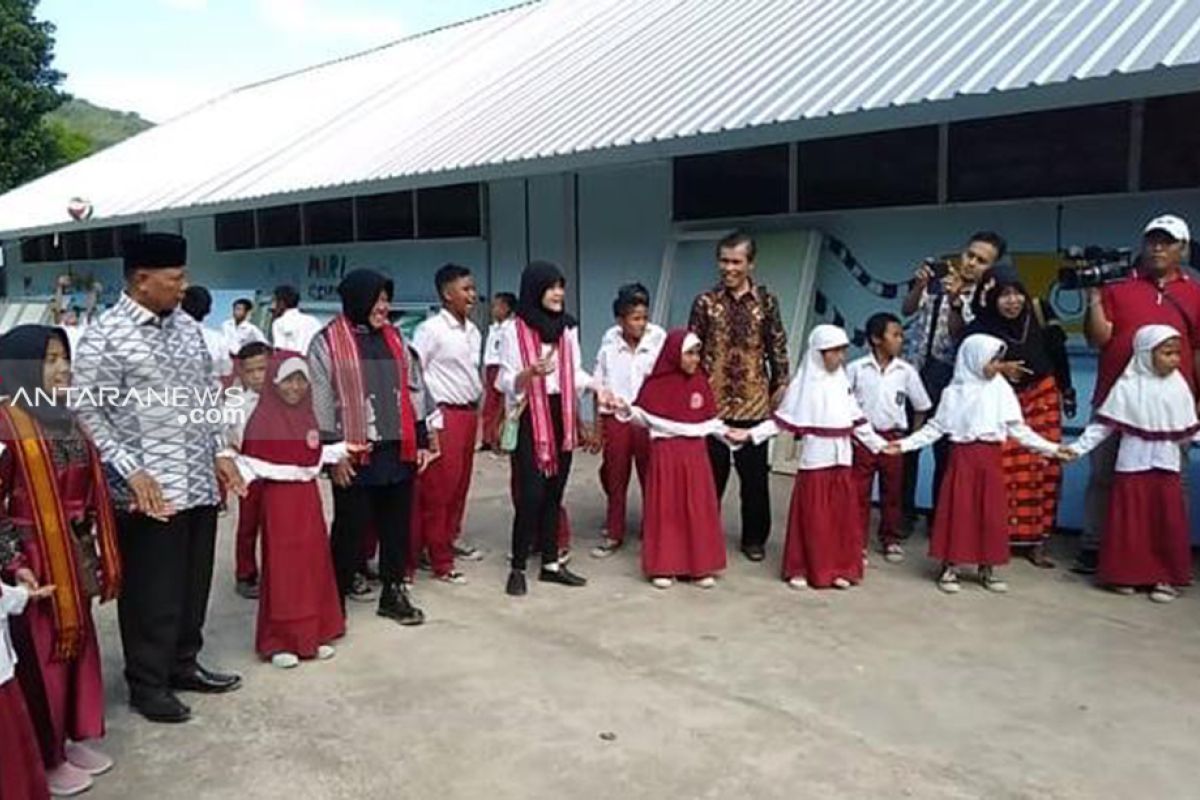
[937,568,961,594]
[651,577,674,589]
[832,577,852,590]
[1150,584,1178,604]
[883,543,905,564]
[787,577,808,590]
[695,576,716,589]
[271,652,300,669]
[437,571,468,585]
[65,741,113,776]
[1109,585,1136,596]
[46,762,93,797]
[317,645,337,661]
[590,538,622,558]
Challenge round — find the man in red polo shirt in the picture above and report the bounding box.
[1075,214,1199,573]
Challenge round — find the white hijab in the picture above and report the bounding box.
[932,334,1023,439]
[774,325,865,434]
[1095,324,1198,437]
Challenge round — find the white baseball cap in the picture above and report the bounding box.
[1143,214,1190,242]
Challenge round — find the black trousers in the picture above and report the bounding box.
[330,480,413,596]
[903,360,954,520]
[707,419,771,549]
[117,505,218,694]
[511,396,572,571]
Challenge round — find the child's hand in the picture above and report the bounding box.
[725,428,750,445]
[346,442,372,455]
[28,583,56,602]
[883,442,903,456]
[1055,446,1078,462]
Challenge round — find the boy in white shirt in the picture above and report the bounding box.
[412,264,484,584]
[846,313,932,563]
[221,297,268,353]
[590,284,666,557]
[270,285,323,356]
[480,292,516,452]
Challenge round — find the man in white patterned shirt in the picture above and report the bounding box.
[73,233,245,725]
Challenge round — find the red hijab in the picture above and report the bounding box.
[633,328,717,423]
[242,351,322,467]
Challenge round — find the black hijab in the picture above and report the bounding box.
[338,269,394,327]
[517,261,576,343]
[966,265,1055,384]
[0,325,74,432]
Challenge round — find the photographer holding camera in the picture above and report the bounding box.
[901,231,1008,519]
[1075,214,1200,574]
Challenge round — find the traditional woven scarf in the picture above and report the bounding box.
[324,316,417,464]
[0,405,121,661]
[516,317,575,476]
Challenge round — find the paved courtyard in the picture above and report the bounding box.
[85,453,1199,799]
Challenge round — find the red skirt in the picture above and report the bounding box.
[0,679,49,800]
[641,438,726,578]
[256,481,345,659]
[929,443,1008,566]
[1100,470,1192,587]
[782,467,863,587]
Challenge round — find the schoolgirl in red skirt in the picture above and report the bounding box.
[1,571,51,800]
[616,329,733,589]
[894,334,1064,594]
[750,325,888,590]
[1066,324,1197,603]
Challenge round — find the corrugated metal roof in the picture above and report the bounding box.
[3,0,1200,237]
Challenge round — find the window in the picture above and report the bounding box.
[356,191,414,241]
[62,231,89,260]
[88,228,115,260]
[304,198,354,244]
[416,183,481,238]
[673,144,790,220]
[256,204,301,248]
[949,103,1130,202]
[1141,91,1200,191]
[215,211,255,251]
[42,234,65,262]
[20,237,44,263]
[799,127,938,210]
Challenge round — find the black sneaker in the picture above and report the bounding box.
[348,573,377,603]
[235,579,259,600]
[377,583,425,626]
[506,570,527,596]
[538,565,587,587]
[741,545,766,562]
[1070,549,1099,575]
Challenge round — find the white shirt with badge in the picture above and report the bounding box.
[412,308,483,406]
[845,353,932,433]
[484,319,511,368]
[271,308,323,356]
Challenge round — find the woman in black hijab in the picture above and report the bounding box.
[307,268,433,626]
[967,265,1074,567]
[499,261,597,596]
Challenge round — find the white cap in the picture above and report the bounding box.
[1143,214,1190,242]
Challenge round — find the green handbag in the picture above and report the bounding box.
[500,399,526,453]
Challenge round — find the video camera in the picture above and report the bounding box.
[1057,246,1135,291]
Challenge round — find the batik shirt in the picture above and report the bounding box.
[688,283,789,422]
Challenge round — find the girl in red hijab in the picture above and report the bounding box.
[238,353,360,668]
[618,330,737,589]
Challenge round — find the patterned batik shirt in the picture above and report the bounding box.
[903,285,976,372]
[72,293,224,511]
[688,282,790,422]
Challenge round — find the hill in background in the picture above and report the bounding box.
[45,98,154,165]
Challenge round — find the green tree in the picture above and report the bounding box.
[0,0,65,192]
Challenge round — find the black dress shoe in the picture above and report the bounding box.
[742,545,766,562]
[506,570,527,596]
[377,582,425,626]
[170,665,243,694]
[1070,548,1099,575]
[131,690,192,723]
[538,565,587,587]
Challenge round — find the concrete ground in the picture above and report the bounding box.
[83,452,1199,800]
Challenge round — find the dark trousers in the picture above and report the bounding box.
[511,396,572,571]
[117,505,218,695]
[707,419,771,549]
[904,360,954,522]
[331,480,413,596]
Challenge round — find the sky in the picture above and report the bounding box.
[38,0,520,122]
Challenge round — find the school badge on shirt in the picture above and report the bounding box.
[690,392,704,410]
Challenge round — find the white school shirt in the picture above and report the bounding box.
[271,308,323,356]
[846,354,932,433]
[0,582,30,685]
[219,388,260,455]
[748,419,888,470]
[233,442,350,485]
[412,309,483,406]
[1069,423,1197,473]
[201,326,234,379]
[619,406,727,440]
[593,324,667,413]
[222,318,267,353]
[899,418,1058,456]
[483,320,511,368]
[496,323,594,410]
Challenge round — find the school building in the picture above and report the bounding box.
[2,0,1200,527]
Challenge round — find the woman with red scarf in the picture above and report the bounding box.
[236,353,357,667]
[496,262,600,596]
[617,330,734,588]
[0,326,122,797]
